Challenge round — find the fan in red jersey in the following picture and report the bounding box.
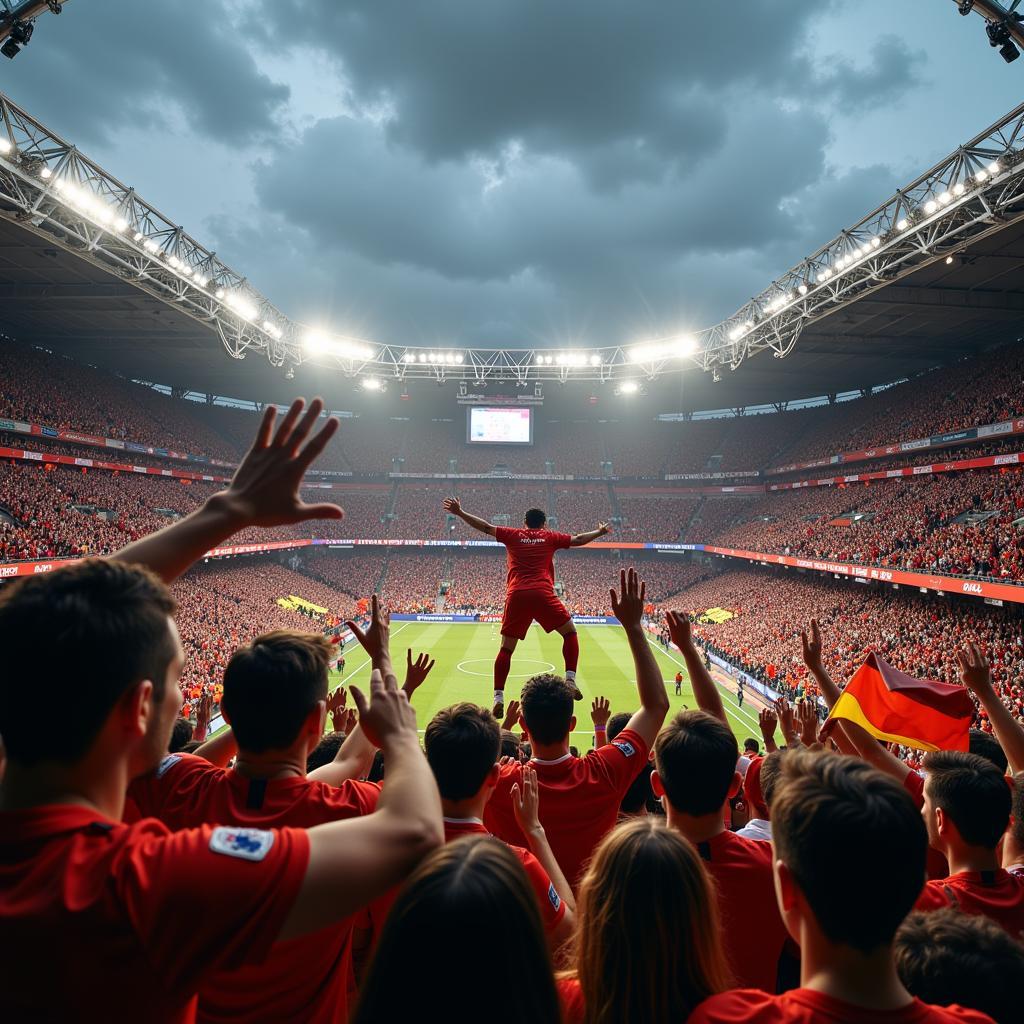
[442,497,609,710]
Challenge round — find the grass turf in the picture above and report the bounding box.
[329,621,762,748]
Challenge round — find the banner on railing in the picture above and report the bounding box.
[697,545,1024,605]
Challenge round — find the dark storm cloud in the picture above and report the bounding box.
[4,0,288,146]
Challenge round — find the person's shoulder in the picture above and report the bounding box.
[689,989,783,1023]
[600,728,648,762]
[915,877,952,910]
[303,778,381,814]
[556,976,585,1024]
[152,751,223,782]
[923,1004,998,1023]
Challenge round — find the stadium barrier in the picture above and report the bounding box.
[767,448,1023,491]
[766,416,1024,475]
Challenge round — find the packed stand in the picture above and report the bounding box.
[616,490,700,542]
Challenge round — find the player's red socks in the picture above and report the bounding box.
[562,632,580,675]
[494,647,513,694]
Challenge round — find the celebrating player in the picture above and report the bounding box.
[442,498,609,708]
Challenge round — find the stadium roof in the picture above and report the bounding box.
[1,88,1023,415]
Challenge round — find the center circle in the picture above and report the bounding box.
[456,658,557,678]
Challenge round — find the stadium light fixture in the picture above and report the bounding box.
[924,199,938,215]
[0,137,11,155]
[362,377,382,391]
[618,380,639,394]
[303,330,374,360]
[589,353,602,366]
[39,166,51,179]
[896,218,910,231]
[953,181,966,196]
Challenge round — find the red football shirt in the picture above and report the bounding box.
[696,829,790,993]
[128,753,380,1024]
[494,526,572,594]
[915,868,1024,936]
[556,977,586,1024]
[689,988,993,1023]
[483,728,649,890]
[0,803,308,1024]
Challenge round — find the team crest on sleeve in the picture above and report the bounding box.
[210,827,275,862]
[155,754,181,778]
[612,740,636,758]
[548,883,561,912]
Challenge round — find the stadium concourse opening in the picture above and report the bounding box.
[2,6,1024,1023]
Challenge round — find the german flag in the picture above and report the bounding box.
[822,652,973,752]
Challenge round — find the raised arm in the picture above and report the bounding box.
[800,618,857,755]
[611,568,670,749]
[113,398,343,583]
[837,718,912,784]
[959,642,1024,774]
[569,522,610,547]
[442,497,496,537]
[665,610,726,725]
[277,666,443,941]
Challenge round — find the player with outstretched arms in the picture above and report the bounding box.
[442,498,609,710]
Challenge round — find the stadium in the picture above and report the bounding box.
[2,3,1024,1023]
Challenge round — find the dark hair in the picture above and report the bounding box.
[500,729,522,761]
[0,559,177,765]
[520,673,574,745]
[179,739,204,755]
[896,908,1024,1024]
[221,631,332,753]
[353,836,559,1024]
[743,738,760,754]
[306,731,345,773]
[425,703,501,801]
[654,710,738,815]
[922,750,1010,849]
[969,728,1009,774]
[773,750,927,953]
[568,819,731,1024]
[524,508,547,529]
[169,718,195,753]
[620,762,655,815]
[607,712,632,742]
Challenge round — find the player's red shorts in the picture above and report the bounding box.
[501,589,571,641]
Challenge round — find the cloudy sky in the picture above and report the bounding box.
[6,0,1022,351]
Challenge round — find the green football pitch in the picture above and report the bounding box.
[327,621,762,748]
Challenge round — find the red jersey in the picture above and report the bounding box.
[0,803,308,1024]
[556,977,586,1024]
[484,728,649,889]
[696,829,790,993]
[128,753,380,1024]
[494,526,571,594]
[915,868,1024,936]
[690,988,993,1023]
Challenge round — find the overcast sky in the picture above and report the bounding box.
[6,0,1022,351]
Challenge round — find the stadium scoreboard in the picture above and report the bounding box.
[466,406,533,445]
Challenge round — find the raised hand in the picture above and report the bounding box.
[775,697,797,744]
[801,618,825,672]
[345,594,390,665]
[590,695,611,728]
[610,567,646,629]
[597,522,611,536]
[326,686,347,731]
[404,649,436,696]
[796,699,819,746]
[499,699,522,731]
[194,691,213,740]
[511,766,543,837]
[758,705,778,744]
[220,398,343,528]
[957,642,993,695]
[350,667,416,750]
[665,609,694,652]
[442,497,462,516]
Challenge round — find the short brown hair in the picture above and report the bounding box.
[221,630,333,753]
[0,559,177,765]
[425,703,501,801]
[923,750,1010,850]
[896,908,1024,1023]
[654,710,738,815]
[520,673,574,744]
[772,750,927,953]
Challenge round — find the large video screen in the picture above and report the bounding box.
[467,407,533,445]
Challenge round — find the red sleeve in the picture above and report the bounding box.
[688,990,781,1023]
[588,728,650,796]
[310,780,381,819]
[556,977,585,1024]
[914,879,952,913]
[117,819,310,991]
[552,532,572,550]
[515,848,566,933]
[494,526,515,546]
[127,752,223,821]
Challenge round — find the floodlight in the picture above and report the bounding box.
[938,191,952,205]
[619,381,639,394]
[924,200,938,215]
[589,354,602,366]
[0,138,11,154]
[362,377,382,391]
[896,218,910,231]
[953,182,966,196]
[40,166,52,179]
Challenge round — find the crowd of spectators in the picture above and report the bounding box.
[708,468,1024,581]
[617,491,700,542]
[668,567,1024,729]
